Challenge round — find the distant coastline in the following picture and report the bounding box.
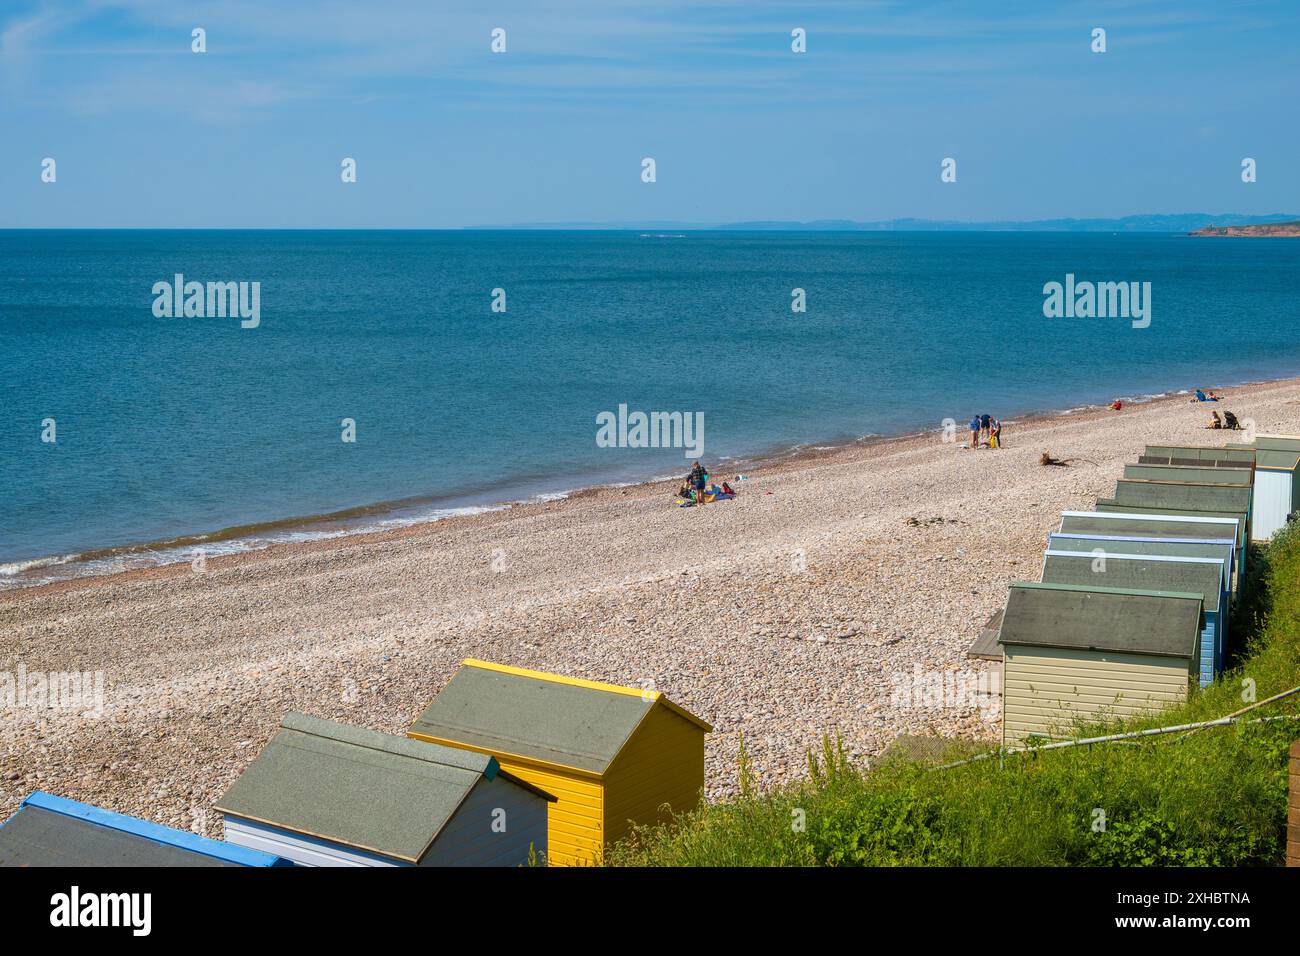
[472,213,1300,233]
[1190,220,1300,238]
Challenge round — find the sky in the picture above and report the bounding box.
[1,0,1298,228]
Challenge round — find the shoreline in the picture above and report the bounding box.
[1,372,1285,596]
[4,373,1299,828]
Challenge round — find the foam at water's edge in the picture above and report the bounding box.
[3,371,1296,594]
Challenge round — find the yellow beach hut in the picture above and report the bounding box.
[408,659,711,866]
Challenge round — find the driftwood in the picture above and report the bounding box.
[1039,452,1099,467]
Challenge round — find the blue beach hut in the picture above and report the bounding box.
[0,791,290,867]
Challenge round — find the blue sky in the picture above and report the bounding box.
[2,0,1298,227]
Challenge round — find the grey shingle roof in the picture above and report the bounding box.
[1041,552,1222,606]
[1047,534,1234,591]
[410,664,657,774]
[998,582,1202,659]
[216,713,521,863]
[0,806,242,867]
[1111,480,1251,513]
[1123,464,1251,485]
[1254,435,1300,453]
[1059,513,1239,541]
[1093,504,1247,546]
[1144,444,1256,464]
[1256,449,1300,470]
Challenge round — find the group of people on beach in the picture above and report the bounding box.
[676,461,736,504]
[967,413,1003,449]
[1185,387,1242,429]
[1206,410,1241,430]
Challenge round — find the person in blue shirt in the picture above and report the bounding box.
[968,415,981,448]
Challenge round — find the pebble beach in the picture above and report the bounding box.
[3,378,1298,835]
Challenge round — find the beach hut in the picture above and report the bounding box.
[1091,503,1249,579]
[216,712,554,867]
[408,659,712,866]
[1142,444,1256,468]
[1058,510,1244,547]
[998,582,1203,746]
[1249,435,1300,541]
[1122,463,1252,487]
[1102,481,1251,559]
[1040,549,1227,686]
[0,791,290,867]
[1047,532,1236,597]
[1076,509,1248,574]
[1110,478,1252,522]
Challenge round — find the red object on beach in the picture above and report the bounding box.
[1110,400,1123,411]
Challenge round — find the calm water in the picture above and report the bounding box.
[2,230,1299,582]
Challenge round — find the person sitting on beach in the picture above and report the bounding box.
[1207,411,1222,429]
[721,480,736,496]
[1109,399,1123,411]
[1224,410,1241,430]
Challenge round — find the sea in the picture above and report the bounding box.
[3,229,1298,588]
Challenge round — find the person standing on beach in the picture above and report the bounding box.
[990,419,1003,448]
[688,461,709,499]
[979,413,992,444]
[968,415,981,448]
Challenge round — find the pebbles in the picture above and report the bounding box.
[1,379,1292,830]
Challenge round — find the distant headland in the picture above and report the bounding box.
[1190,220,1300,237]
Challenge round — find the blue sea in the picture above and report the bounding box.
[3,229,1299,587]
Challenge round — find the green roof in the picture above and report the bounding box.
[1041,552,1223,606]
[411,665,657,774]
[999,582,1202,658]
[1048,534,1234,591]
[1093,503,1246,540]
[1254,435,1300,453]
[1144,445,1255,463]
[0,807,242,867]
[1256,448,1300,471]
[215,713,531,863]
[1060,512,1240,541]
[1123,464,1251,486]
[1110,480,1251,514]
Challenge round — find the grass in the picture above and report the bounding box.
[608,523,1300,866]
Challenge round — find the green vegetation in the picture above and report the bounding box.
[609,524,1300,866]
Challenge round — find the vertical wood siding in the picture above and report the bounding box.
[602,704,706,848]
